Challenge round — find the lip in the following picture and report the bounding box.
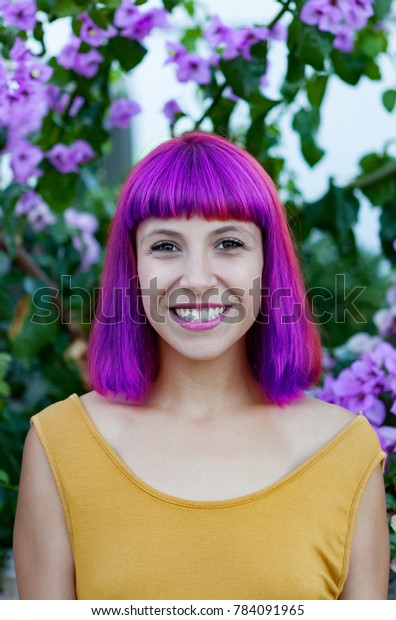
[169,304,231,310]
[169,306,233,331]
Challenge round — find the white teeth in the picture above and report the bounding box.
[174,306,227,321]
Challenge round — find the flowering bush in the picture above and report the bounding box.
[312,261,396,564]
[1,0,396,574]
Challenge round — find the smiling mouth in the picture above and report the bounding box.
[169,306,232,322]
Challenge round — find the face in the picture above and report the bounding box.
[136,215,264,361]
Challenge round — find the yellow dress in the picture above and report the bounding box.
[30,393,386,600]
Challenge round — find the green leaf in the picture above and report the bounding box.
[365,59,381,80]
[0,471,10,485]
[245,95,282,158]
[88,7,112,30]
[298,25,332,71]
[180,27,202,52]
[36,168,80,211]
[292,108,324,167]
[162,0,183,10]
[306,74,328,108]
[373,0,393,19]
[246,92,282,121]
[0,251,11,278]
[301,181,359,256]
[379,204,396,261]
[382,89,396,113]
[357,152,396,205]
[0,353,12,378]
[107,36,147,72]
[46,0,91,18]
[207,97,235,135]
[219,40,268,99]
[10,298,60,360]
[182,0,195,16]
[331,49,368,85]
[358,30,388,58]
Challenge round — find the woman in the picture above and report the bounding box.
[13,131,389,600]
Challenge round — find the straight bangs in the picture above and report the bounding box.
[124,135,271,234]
[86,131,322,407]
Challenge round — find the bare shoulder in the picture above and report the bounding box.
[78,389,138,440]
[301,395,357,430]
[13,427,76,598]
[283,395,358,455]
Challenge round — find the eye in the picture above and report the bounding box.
[150,241,179,253]
[217,238,245,251]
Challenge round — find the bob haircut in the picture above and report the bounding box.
[87,131,322,407]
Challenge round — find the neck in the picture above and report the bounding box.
[141,339,268,422]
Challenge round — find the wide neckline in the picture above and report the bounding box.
[70,393,365,509]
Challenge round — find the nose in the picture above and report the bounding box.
[178,249,218,295]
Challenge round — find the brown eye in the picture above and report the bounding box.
[151,241,179,253]
[217,238,245,251]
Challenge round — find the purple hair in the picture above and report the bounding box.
[86,131,322,407]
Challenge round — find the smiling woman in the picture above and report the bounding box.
[13,131,389,600]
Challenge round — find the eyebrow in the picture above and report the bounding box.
[142,225,256,243]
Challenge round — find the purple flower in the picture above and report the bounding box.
[64,207,98,234]
[114,0,139,28]
[373,308,396,338]
[333,28,355,53]
[223,86,240,102]
[22,198,57,232]
[108,98,141,128]
[8,93,50,142]
[46,143,78,174]
[72,232,101,273]
[57,35,81,70]
[46,140,95,174]
[361,394,387,426]
[10,140,43,184]
[204,15,230,47]
[176,53,211,85]
[393,238,396,253]
[375,425,396,454]
[72,139,95,165]
[162,99,182,124]
[345,332,382,355]
[208,52,221,67]
[14,189,42,215]
[69,95,85,117]
[45,84,61,110]
[386,284,396,306]
[117,7,169,40]
[65,207,101,272]
[78,12,116,47]
[270,22,288,41]
[57,36,103,78]
[300,0,374,53]
[164,42,187,65]
[74,49,104,78]
[2,0,37,31]
[9,37,35,62]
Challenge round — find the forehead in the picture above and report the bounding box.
[137,216,261,240]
